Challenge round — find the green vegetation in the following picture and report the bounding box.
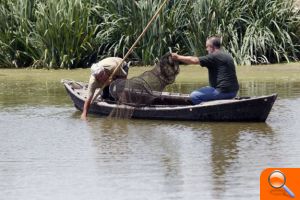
[1,63,300,83]
[0,0,300,69]
[0,0,100,69]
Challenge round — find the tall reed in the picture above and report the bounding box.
[0,0,299,68]
[185,0,300,64]
[0,0,100,68]
[33,0,99,68]
[0,0,38,67]
[95,0,189,64]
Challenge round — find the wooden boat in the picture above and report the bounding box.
[62,79,277,122]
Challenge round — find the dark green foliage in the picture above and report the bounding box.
[0,0,299,68]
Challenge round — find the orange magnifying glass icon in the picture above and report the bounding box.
[268,170,295,198]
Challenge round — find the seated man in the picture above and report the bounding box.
[81,57,129,120]
[171,36,239,104]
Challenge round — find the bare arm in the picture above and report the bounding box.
[171,53,199,65]
[81,95,93,120]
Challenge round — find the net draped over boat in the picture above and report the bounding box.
[108,52,180,118]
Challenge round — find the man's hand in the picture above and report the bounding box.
[81,96,93,120]
[81,112,87,120]
[171,53,180,61]
[171,53,199,65]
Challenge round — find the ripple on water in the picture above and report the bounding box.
[1,80,300,200]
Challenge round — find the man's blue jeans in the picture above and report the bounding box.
[190,86,237,104]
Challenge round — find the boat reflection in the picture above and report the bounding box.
[85,118,274,198]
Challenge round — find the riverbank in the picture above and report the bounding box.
[0,62,300,83]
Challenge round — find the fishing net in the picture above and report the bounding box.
[108,52,184,118]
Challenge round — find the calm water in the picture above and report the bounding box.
[0,79,300,200]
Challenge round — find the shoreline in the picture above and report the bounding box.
[0,62,300,83]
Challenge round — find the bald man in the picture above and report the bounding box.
[172,36,239,104]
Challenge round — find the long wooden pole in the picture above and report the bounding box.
[92,0,170,103]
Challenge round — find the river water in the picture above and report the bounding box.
[0,78,300,200]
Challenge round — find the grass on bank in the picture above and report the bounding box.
[0,63,300,84]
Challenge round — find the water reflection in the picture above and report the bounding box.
[1,79,299,108]
[87,118,131,163]
[0,80,70,107]
[167,80,300,99]
[82,118,275,199]
[1,77,300,200]
[239,81,300,99]
[86,119,185,196]
[205,123,274,199]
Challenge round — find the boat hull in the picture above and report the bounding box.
[62,80,277,122]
